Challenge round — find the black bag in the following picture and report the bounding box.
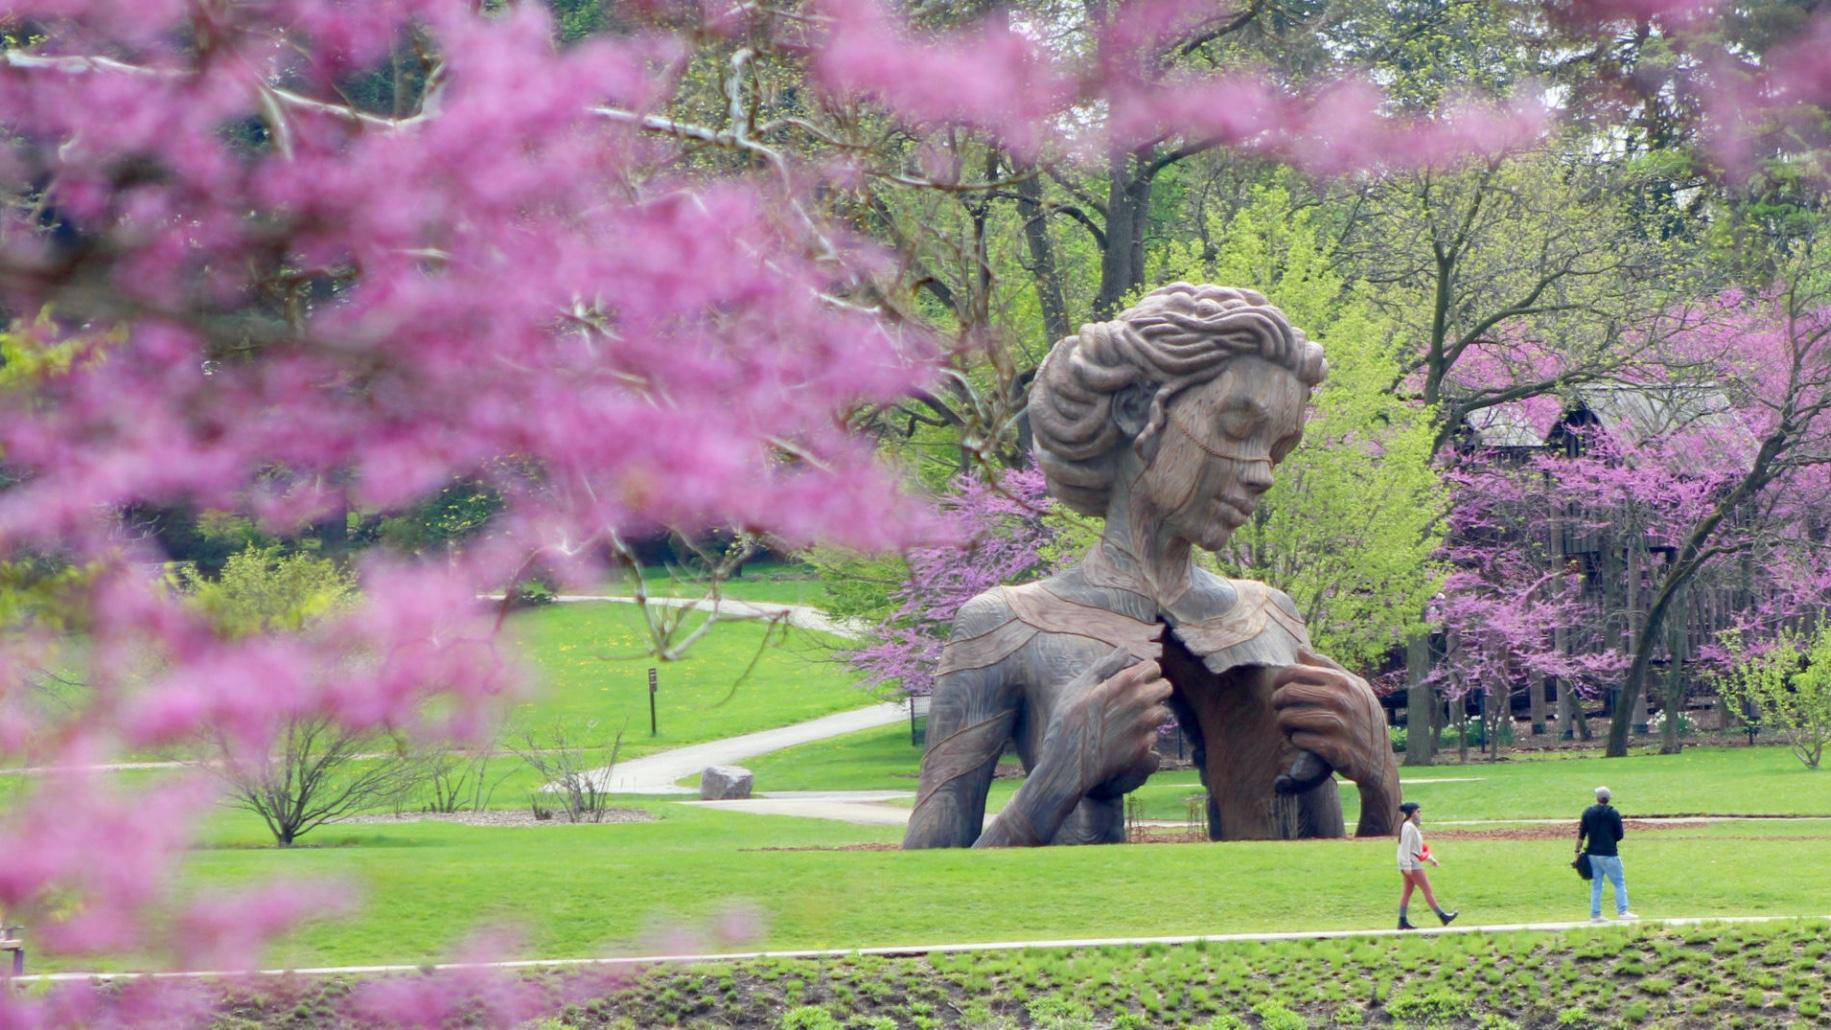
[1574,852,1593,881]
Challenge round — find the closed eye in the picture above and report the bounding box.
[1270,433,1302,463]
[1220,409,1261,440]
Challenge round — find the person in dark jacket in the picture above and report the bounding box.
[1578,786,1638,923]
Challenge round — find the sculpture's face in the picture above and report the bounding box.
[1133,356,1309,552]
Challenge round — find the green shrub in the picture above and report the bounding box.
[1388,987,1472,1024]
[1637,977,1673,996]
[1742,989,1765,1008]
[1554,1007,1593,1027]
[1330,1004,1365,1026]
[1203,1017,1250,1030]
[958,1002,994,1026]
[1026,994,1094,1030]
[1620,1000,1650,1023]
[1251,1001,1307,1030]
[780,1006,842,1030]
[511,577,557,606]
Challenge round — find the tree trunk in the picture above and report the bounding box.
[1093,151,1153,319]
[1660,582,1690,754]
[1489,677,1506,759]
[1404,632,1435,766]
[1554,621,1574,740]
[1626,541,1648,737]
[1013,165,1070,346]
[1530,676,1548,738]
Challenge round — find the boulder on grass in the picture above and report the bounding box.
[700,765,754,800]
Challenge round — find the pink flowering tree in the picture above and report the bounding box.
[0,0,941,992]
[1438,284,1831,758]
[845,467,1054,699]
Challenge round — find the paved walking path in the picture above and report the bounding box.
[500,594,867,639]
[587,702,907,794]
[19,914,1828,984]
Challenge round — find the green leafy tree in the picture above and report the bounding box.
[1145,185,1449,672]
[187,547,422,844]
[184,546,353,636]
[1717,626,1831,771]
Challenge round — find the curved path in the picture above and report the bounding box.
[512,594,867,639]
[541,592,901,793]
[588,701,907,794]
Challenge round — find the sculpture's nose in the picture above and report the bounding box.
[1237,458,1275,495]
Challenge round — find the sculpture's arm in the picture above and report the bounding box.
[903,594,1025,849]
[902,660,1019,849]
[1270,649,1402,837]
[904,599,1171,849]
[975,647,1170,848]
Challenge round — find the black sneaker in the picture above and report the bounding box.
[1439,910,1459,926]
[1399,917,1417,930]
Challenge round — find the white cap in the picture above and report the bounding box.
[1595,786,1611,801]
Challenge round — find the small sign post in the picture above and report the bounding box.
[648,667,659,737]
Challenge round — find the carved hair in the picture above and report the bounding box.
[1029,282,1325,516]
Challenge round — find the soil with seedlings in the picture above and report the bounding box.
[200,920,1831,1028]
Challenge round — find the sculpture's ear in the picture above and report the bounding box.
[1113,384,1160,463]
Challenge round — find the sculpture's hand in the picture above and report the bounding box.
[973,647,1170,848]
[1270,649,1401,835]
[1047,646,1174,800]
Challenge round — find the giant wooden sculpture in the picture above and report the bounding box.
[902,283,1401,848]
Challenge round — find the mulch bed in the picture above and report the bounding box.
[1428,819,1700,842]
[744,843,901,852]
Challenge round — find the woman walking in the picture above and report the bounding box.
[1397,801,1458,930]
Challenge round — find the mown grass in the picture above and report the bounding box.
[497,602,862,760]
[749,726,1831,822]
[2,595,862,775]
[30,783,1828,975]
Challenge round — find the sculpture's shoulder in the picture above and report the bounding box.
[998,574,1159,661]
[936,588,1037,681]
[1226,574,1305,626]
[1166,572,1310,674]
[949,588,1020,637]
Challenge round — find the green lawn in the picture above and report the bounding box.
[61,796,1818,975]
[747,727,1831,822]
[723,721,925,792]
[18,641,1831,981]
[500,602,864,759]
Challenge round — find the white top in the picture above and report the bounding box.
[1398,821,1426,869]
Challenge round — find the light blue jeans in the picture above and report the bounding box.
[1589,854,1628,918]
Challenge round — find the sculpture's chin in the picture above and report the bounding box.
[1198,525,1235,552]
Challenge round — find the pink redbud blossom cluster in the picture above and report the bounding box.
[845,468,1056,699]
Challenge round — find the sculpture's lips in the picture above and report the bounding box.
[1215,497,1254,525]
